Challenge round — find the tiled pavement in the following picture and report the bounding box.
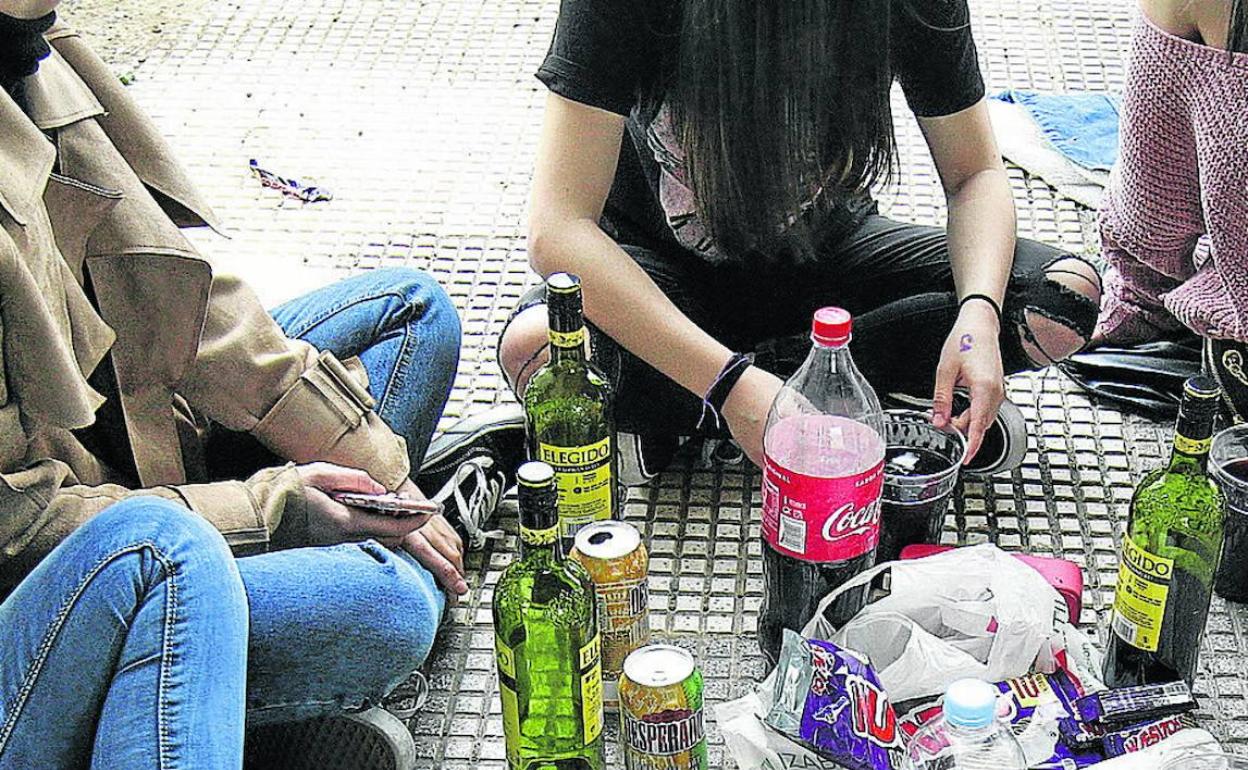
[88,0,1248,765]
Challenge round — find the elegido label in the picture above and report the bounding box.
[1174,432,1212,456]
[579,635,604,743]
[760,455,885,562]
[1111,537,1174,652]
[495,636,521,768]
[538,437,613,537]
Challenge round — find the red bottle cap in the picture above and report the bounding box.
[812,307,852,347]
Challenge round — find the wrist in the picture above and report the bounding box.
[958,295,1002,329]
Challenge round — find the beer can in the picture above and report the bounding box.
[571,520,650,710]
[619,645,708,770]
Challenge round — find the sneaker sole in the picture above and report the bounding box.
[245,707,416,770]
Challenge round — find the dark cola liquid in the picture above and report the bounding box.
[1216,458,1248,602]
[877,447,953,563]
[758,544,876,668]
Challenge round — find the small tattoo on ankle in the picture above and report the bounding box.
[959,333,974,352]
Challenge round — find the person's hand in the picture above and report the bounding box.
[402,516,469,602]
[296,463,431,547]
[932,301,1006,462]
[722,366,784,468]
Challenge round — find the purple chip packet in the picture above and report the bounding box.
[1073,681,1196,726]
[1102,714,1196,757]
[764,630,902,770]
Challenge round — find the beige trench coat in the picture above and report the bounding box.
[0,26,411,594]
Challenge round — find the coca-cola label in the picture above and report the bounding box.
[761,455,884,562]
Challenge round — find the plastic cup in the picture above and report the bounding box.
[1161,752,1248,769]
[1212,425,1248,602]
[877,410,967,563]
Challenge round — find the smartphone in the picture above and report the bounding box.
[331,492,444,518]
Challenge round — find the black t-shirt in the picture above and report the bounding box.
[536,0,986,263]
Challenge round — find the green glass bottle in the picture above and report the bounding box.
[1104,376,1225,687]
[493,461,605,770]
[524,273,617,552]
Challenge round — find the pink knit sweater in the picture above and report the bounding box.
[1095,14,1248,344]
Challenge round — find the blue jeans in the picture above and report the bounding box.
[270,266,462,467]
[245,267,457,722]
[0,498,249,769]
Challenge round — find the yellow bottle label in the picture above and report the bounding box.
[550,327,587,349]
[1174,432,1211,455]
[495,635,521,767]
[1112,537,1174,653]
[579,634,604,744]
[538,437,613,538]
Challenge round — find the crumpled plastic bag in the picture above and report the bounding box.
[802,544,1077,703]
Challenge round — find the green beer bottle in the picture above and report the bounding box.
[524,273,617,551]
[493,461,605,770]
[1104,376,1225,687]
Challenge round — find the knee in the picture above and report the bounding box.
[85,498,246,612]
[498,305,550,395]
[373,267,462,362]
[1017,256,1103,365]
[349,542,445,680]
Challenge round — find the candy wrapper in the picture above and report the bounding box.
[1101,713,1197,757]
[1073,680,1196,727]
[896,671,1103,769]
[762,630,903,770]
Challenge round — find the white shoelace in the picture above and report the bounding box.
[431,456,505,549]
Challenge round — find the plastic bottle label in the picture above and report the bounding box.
[580,634,604,743]
[495,635,522,768]
[1111,537,1173,652]
[761,455,885,562]
[538,438,613,538]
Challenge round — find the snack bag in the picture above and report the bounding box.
[761,630,902,770]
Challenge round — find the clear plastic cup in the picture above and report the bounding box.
[1212,425,1248,602]
[877,410,967,563]
[1161,752,1248,769]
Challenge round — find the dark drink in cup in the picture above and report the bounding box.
[877,411,967,563]
[1212,428,1248,603]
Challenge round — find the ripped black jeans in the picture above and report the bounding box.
[510,213,1101,438]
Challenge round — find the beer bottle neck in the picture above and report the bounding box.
[548,300,587,364]
[1168,409,1214,473]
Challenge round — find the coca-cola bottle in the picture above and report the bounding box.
[758,307,885,666]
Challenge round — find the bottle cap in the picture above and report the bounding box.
[943,679,999,730]
[1183,376,1221,403]
[812,307,852,347]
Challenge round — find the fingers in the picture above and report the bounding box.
[347,508,432,540]
[404,527,469,599]
[298,463,386,495]
[931,354,960,429]
[962,381,1004,464]
[423,516,465,578]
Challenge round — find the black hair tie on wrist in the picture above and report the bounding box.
[697,352,755,432]
[959,293,1003,324]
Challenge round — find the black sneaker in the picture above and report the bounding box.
[617,431,685,486]
[245,707,416,770]
[883,390,1028,477]
[416,403,525,548]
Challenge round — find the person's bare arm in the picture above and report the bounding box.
[1140,0,1233,47]
[528,92,782,464]
[918,98,1014,460]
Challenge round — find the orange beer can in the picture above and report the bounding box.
[619,645,708,770]
[571,520,650,710]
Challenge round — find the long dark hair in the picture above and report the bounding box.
[668,0,895,260]
[1231,0,1247,53]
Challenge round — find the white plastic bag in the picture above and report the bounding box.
[801,544,1066,702]
[715,675,845,770]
